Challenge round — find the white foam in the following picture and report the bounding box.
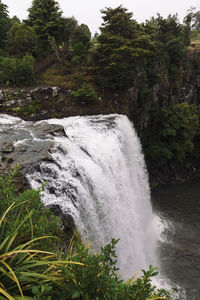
[0,114,22,125]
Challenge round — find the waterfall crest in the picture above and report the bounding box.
[27,114,156,278]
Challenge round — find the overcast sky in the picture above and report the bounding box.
[3,0,200,34]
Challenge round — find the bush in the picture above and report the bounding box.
[72,41,87,57]
[0,56,17,85]
[0,168,81,299]
[60,239,171,300]
[71,55,81,65]
[0,54,35,86]
[15,54,35,86]
[0,167,64,250]
[72,83,98,102]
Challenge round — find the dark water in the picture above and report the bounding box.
[152,184,200,300]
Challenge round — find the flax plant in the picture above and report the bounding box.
[0,198,83,299]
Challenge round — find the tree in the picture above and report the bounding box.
[186,7,200,34]
[146,103,200,165]
[60,16,78,46]
[153,14,182,43]
[9,23,38,57]
[0,0,10,50]
[25,0,64,52]
[92,6,156,90]
[71,24,91,57]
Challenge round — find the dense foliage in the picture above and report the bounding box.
[0,54,34,86]
[0,169,171,299]
[72,83,98,102]
[25,0,63,53]
[0,0,10,50]
[9,22,38,57]
[92,6,143,90]
[145,103,200,166]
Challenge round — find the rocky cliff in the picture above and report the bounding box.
[0,86,132,121]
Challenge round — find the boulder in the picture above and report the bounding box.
[1,142,14,153]
[33,123,66,138]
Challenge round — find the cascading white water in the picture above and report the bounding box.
[26,114,156,279]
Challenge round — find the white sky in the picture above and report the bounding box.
[3,0,200,34]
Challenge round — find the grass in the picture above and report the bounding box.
[188,34,200,50]
[41,64,95,90]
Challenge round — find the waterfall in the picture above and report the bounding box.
[27,114,156,278]
[0,113,156,279]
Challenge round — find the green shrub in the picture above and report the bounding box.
[0,54,35,86]
[71,55,81,65]
[9,23,38,57]
[0,56,17,85]
[59,239,171,300]
[72,41,87,57]
[0,198,83,299]
[15,54,35,86]
[72,83,98,102]
[0,167,64,250]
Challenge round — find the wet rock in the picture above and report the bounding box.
[45,204,75,233]
[52,86,60,97]
[1,142,14,153]
[62,214,75,231]
[33,123,66,138]
[16,145,27,154]
[49,186,56,194]
[3,100,16,107]
[3,99,32,107]
[0,90,3,101]
[46,204,62,216]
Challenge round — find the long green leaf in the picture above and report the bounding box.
[0,287,15,300]
[15,235,57,251]
[0,260,23,298]
[0,236,10,252]
[0,249,55,259]
[0,202,16,226]
[5,232,18,253]
[0,265,14,282]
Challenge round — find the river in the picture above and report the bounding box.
[152,184,200,300]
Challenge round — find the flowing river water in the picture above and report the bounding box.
[152,184,200,300]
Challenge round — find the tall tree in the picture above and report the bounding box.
[93,6,155,90]
[71,24,91,57]
[0,0,10,50]
[154,14,182,43]
[26,0,63,51]
[9,23,38,57]
[186,7,200,34]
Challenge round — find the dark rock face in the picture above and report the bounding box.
[0,86,132,121]
[45,204,75,236]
